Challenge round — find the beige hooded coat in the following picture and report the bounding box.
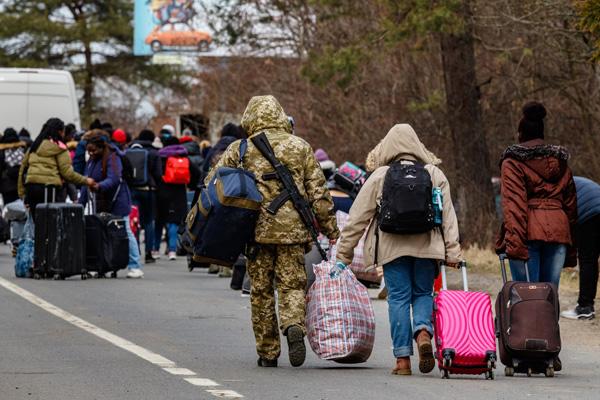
[336,124,462,268]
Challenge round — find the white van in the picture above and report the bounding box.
[0,68,80,138]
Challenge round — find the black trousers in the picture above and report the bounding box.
[577,214,600,308]
[24,184,65,223]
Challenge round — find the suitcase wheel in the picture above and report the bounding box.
[485,370,495,380]
[440,369,450,379]
[504,367,514,377]
[545,367,555,377]
[52,273,63,281]
[81,270,88,280]
[111,271,118,279]
[527,368,532,377]
[33,273,42,280]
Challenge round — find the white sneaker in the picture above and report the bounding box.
[168,251,177,261]
[127,269,144,279]
[561,305,595,320]
[151,251,161,260]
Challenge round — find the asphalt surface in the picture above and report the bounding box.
[1,244,599,400]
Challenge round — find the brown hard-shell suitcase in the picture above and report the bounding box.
[495,254,561,377]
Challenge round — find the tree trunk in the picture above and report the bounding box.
[82,41,93,125]
[440,0,495,244]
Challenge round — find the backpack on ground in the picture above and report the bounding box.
[495,255,561,377]
[183,139,262,266]
[14,212,34,278]
[163,156,190,184]
[378,161,436,234]
[125,146,149,187]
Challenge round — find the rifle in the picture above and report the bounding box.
[251,132,328,261]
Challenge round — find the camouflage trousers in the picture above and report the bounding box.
[247,244,307,360]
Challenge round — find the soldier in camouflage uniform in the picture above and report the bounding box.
[208,95,339,367]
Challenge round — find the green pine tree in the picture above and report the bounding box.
[0,0,185,124]
[577,0,600,61]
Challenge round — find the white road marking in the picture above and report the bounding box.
[0,276,243,398]
[206,390,245,399]
[163,367,197,376]
[184,378,221,387]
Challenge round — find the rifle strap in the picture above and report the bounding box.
[250,133,293,215]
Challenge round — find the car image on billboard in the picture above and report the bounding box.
[134,0,216,56]
[145,22,212,53]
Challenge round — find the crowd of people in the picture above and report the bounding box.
[0,117,246,278]
[0,96,599,374]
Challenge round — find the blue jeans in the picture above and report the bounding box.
[509,241,566,286]
[123,216,141,270]
[384,257,436,358]
[155,222,179,252]
[131,189,156,256]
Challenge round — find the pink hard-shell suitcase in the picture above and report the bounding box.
[432,261,497,379]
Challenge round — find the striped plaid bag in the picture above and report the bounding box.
[335,211,381,283]
[306,247,376,363]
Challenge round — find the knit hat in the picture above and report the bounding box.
[518,101,546,141]
[314,148,330,162]
[112,129,127,144]
[160,124,175,136]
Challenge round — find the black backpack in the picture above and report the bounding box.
[125,145,149,187]
[378,161,436,234]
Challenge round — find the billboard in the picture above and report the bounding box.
[134,1,215,56]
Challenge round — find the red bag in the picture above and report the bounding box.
[163,156,190,184]
[129,205,140,237]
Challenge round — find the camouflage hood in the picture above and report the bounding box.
[241,95,291,137]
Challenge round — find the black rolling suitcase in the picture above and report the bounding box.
[85,213,129,278]
[85,194,129,278]
[33,188,86,280]
[495,254,561,377]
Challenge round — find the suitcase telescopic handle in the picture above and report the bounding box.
[440,260,468,292]
[499,253,530,283]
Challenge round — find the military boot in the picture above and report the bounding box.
[286,325,306,367]
[257,358,278,367]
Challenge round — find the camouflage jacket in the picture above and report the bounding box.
[207,95,339,245]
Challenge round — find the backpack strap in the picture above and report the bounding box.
[238,139,248,167]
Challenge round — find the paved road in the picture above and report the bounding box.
[0,245,599,400]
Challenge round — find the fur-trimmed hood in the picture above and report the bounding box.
[501,139,570,183]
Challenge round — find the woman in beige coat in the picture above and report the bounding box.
[337,124,462,376]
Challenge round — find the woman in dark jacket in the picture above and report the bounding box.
[497,102,577,286]
[0,128,27,204]
[79,131,144,279]
[155,136,200,260]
